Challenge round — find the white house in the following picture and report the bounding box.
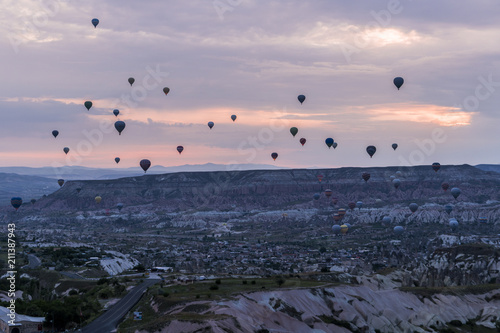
[0,306,45,333]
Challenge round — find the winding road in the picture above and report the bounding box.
[82,277,160,333]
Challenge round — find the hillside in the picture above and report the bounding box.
[14,164,500,213]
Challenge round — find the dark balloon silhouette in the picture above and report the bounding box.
[115,157,120,164]
[366,145,376,158]
[271,152,278,161]
[11,197,22,210]
[163,87,170,95]
[57,179,64,187]
[392,143,398,150]
[128,77,135,86]
[393,178,401,189]
[325,138,334,149]
[324,189,332,198]
[63,147,69,154]
[394,226,404,235]
[332,142,338,149]
[91,18,99,28]
[231,115,237,122]
[84,101,92,110]
[451,187,461,200]
[409,203,418,213]
[299,138,306,146]
[444,204,453,215]
[290,127,298,137]
[140,159,151,173]
[313,193,320,200]
[177,146,184,154]
[297,95,305,104]
[208,121,214,129]
[52,130,59,138]
[113,109,119,117]
[432,162,441,172]
[441,182,449,191]
[393,77,404,90]
[362,172,370,182]
[114,121,126,135]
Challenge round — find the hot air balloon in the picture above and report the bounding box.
[395,171,403,177]
[115,157,120,164]
[331,197,338,205]
[52,130,59,138]
[114,121,126,135]
[393,77,404,90]
[332,142,338,149]
[175,146,184,154]
[317,175,323,182]
[382,216,391,226]
[409,203,418,213]
[340,224,349,235]
[451,187,461,200]
[128,77,135,86]
[478,217,488,224]
[362,173,370,182]
[231,115,237,122]
[449,218,458,231]
[299,138,306,146]
[271,152,278,161]
[332,225,341,234]
[163,87,170,95]
[333,214,341,222]
[91,18,99,28]
[338,208,346,218]
[325,138,334,149]
[76,187,82,193]
[95,196,102,204]
[392,143,398,150]
[356,201,363,209]
[393,178,401,189]
[63,147,69,155]
[84,101,92,110]
[140,159,151,173]
[57,179,64,187]
[208,121,214,129]
[313,193,320,200]
[445,204,453,215]
[324,189,332,198]
[348,202,356,210]
[432,162,441,172]
[290,127,298,137]
[394,226,404,235]
[113,109,119,117]
[117,203,124,211]
[297,95,305,104]
[30,199,36,205]
[366,146,376,158]
[11,197,22,210]
[441,182,449,191]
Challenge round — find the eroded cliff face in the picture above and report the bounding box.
[137,278,500,333]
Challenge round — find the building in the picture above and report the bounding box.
[0,306,44,333]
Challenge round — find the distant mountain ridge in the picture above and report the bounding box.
[0,163,287,180]
[475,164,500,173]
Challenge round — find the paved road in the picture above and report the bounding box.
[22,254,41,269]
[82,278,160,333]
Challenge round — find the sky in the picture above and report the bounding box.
[1,0,500,170]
